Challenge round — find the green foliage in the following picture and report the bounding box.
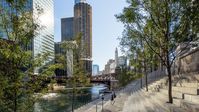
[0,0,56,111]
[117,67,137,87]
[56,34,90,88]
[117,0,199,103]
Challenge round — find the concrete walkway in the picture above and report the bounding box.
[75,78,188,112]
[75,80,140,112]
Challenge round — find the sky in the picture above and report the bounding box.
[54,0,127,71]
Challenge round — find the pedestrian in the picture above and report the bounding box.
[111,91,116,105]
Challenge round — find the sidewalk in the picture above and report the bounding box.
[75,80,140,112]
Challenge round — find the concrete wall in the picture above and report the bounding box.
[175,48,199,74]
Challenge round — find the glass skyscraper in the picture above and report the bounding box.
[92,64,99,76]
[75,0,87,4]
[33,0,54,62]
[0,0,54,74]
[61,17,74,41]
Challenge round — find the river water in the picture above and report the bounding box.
[34,84,107,112]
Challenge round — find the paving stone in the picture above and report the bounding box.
[75,77,194,112]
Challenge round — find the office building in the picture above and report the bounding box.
[33,0,54,66]
[118,56,127,67]
[61,17,74,41]
[115,47,118,67]
[92,64,99,76]
[74,0,92,75]
[104,59,115,74]
[60,0,92,75]
[75,0,86,4]
[54,42,74,77]
[0,0,54,74]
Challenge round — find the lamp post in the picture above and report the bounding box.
[72,88,75,112]
[101,94,104,112]
[96,104,97,112]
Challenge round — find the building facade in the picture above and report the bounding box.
[54,42,74,77]
[74,0,92,75]
[60,0,92,75]
[0,0,54,74]
[61,17,74,41]
[92,64,99,76]
[75,0,86,4]
[103,59,115,74]
[115,48,118,67]
[118,56,127,67]
[33,0,54,70]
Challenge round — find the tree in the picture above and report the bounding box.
[0,0,56,111]
[116,0,199,103]
[55,34,90,112]
[120,27,156,91]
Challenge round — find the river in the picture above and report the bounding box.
[34,84,107,112]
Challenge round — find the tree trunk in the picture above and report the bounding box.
[72,88,75,112]
[144,64,148,91]
[145,74,148,91]
[14,90,17,112]
[140,78,142,88]
[14,74,17,112]
[167,62,173,103]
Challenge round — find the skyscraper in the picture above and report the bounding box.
[115,47,118,67]
[60,0,92,75]
[0,0,54,74]
[92,64,99,76]
[61,17,74,41]
[75,0,87,4]
[33,0,54,61]
[74,0,92,75]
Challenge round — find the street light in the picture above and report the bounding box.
[72,88,75,112]
[100,94,104,112]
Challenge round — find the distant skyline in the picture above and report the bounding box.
[54,0,127,71]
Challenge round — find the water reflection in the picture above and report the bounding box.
[35,84,107,112]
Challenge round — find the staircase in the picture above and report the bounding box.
[147,74,199,112]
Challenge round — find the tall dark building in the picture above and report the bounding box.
[61,17,74,41]
[54,42,67,76]
[60,0,92,75]
[74,0,92,75]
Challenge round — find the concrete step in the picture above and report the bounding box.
[183,94,199,104]
[142,83,188,112]
[173,73,199,82]
[124,90,148,112]
[181,100,199,112]
[155,79,167,85]
[175,82,199,88]
[152,91,187,112]
[159,87,199,104]
[160,88,183,99]
[140,90,169,111]
[160,92,199,112]
[167,103,187,112]
[135,90,150,112]
[173,98,182,107]
[172,86,199,95]
[174,98,199,112]
[164,86,199,95]
[148,83,162,92]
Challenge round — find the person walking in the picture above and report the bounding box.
[111,91,116,105]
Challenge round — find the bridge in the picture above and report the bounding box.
[31,73,119,90]
[90,73,119,90]
[90,73,116,82]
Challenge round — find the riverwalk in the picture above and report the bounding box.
[75,75,199,112]
[75,80,141,112]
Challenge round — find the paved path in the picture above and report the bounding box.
[75,77,187,112]
[75,80,140,112]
